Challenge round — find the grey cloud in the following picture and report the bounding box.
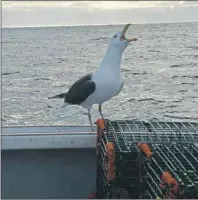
[2,3,198,27]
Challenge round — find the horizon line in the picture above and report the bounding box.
[2,20,198,29]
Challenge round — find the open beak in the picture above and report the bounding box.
[120,23,138,42]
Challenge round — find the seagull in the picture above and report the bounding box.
[49,24,137,131]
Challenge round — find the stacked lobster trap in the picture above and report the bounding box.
[95,119,198,199]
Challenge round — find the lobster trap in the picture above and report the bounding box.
[139,144,198,199]
[95,119,198,199]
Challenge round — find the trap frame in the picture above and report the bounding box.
[95,119,198,199]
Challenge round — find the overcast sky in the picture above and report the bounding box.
[2,1,198,27]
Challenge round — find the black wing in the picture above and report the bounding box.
[64,73,96,105]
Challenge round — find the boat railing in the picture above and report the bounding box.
[1,124,97,150]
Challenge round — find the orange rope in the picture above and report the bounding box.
[105,142,115,181]
[160,171,179,199]
[138,143,152,158]
[161,171,177,186]
[96,118,105,130]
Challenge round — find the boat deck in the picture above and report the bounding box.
[1,121,198,199]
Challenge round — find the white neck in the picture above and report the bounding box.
[96,45,123,75]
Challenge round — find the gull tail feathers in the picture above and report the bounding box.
[48,93,67,99]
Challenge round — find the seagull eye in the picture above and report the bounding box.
[114,35,117,38]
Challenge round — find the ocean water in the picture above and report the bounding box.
[2,22,198,126]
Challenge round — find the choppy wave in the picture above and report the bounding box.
[172,75,198,79]
[164,114,198,120]
[2,71,20,75]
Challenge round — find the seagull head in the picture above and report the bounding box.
[109,23,137,53]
